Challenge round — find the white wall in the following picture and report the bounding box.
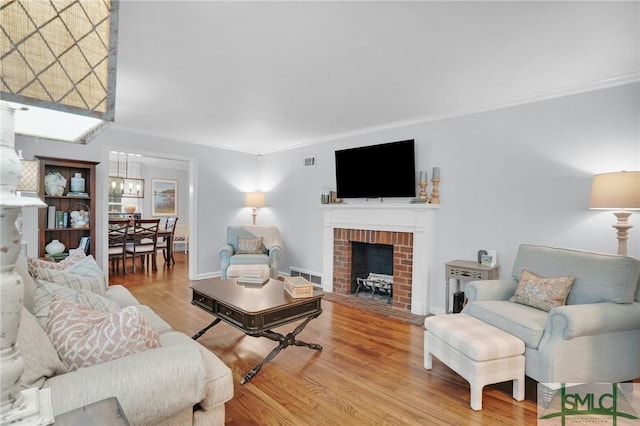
[16,83,639,314]
[262,83,640,314]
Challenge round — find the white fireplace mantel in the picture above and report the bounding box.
[322,203,439,315]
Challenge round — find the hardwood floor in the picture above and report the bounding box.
[110,253,539,425]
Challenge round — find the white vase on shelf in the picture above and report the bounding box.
[70,173,85,192]
[45,239,65,255]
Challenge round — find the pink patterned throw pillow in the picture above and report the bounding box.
[45,297,161,371]
[510,270,575,312]
[28,249,86,278]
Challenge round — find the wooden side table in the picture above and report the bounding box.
[445,259,499,313]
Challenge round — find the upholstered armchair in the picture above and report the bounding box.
[462,244,640,384]
[218,225,283,279]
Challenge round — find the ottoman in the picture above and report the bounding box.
[226,264,270,280]
[424,313,525,410]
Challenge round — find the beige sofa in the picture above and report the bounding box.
[16,257,234,425]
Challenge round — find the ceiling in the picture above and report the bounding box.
[111,1,639,155]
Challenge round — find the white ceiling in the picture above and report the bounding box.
[111,1,639,155]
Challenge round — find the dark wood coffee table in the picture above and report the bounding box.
[191,278,323,384]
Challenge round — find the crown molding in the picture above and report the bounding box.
[114,73,639,155]
[277,73,640,154]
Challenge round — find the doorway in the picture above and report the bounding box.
[104,147,196,279]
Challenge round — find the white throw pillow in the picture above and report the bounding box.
[35,256,106,296]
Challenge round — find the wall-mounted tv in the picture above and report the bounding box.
[335,139,416,199]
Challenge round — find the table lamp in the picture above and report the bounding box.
[1,1,118,144]
[245,192,266,225]
[16,150,39,194]
[589,171,640,255]
[0,105,48,423]
[2,3,118,420]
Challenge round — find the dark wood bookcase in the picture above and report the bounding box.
[36,157,99,259]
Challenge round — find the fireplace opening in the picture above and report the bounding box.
[350,242,393,300]
[333,228,414,311]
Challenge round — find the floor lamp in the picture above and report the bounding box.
[589,171,640,255]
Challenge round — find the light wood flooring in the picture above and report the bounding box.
[110,253,539,425]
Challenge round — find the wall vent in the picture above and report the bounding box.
[302,156,316,168]
[290,267,322,286]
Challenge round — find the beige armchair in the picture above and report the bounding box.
[463,244,640,384]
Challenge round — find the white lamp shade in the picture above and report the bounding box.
[245,192,266,208]
[1,1,118,143]
[589,171,640,210]
[16,160,39,192]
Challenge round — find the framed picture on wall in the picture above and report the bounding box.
[151,179,178,216]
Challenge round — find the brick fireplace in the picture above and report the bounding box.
[322,204,438,315]
[333,228,413,310]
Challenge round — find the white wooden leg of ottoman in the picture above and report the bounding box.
[513,365,525,402]
[468,355,525,411]
[470,383,484,411]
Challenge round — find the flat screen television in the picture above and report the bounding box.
[335,139,416,199]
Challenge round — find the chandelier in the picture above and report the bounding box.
[109,152,144,198]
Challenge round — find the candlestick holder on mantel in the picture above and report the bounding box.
[411,180,429,203]
[430,178,440,204]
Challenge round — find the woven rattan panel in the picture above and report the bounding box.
[1,0,113,113]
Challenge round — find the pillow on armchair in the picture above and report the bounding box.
[510,270,575,312]
[237,237,264,254]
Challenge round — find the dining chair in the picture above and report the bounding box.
[125,218,160,273]
[172,224,189,254]
[108,218,130,275]
[156,217,178,266]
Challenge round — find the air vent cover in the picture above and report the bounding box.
[290,267,321,285]
[302,156,316,168]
